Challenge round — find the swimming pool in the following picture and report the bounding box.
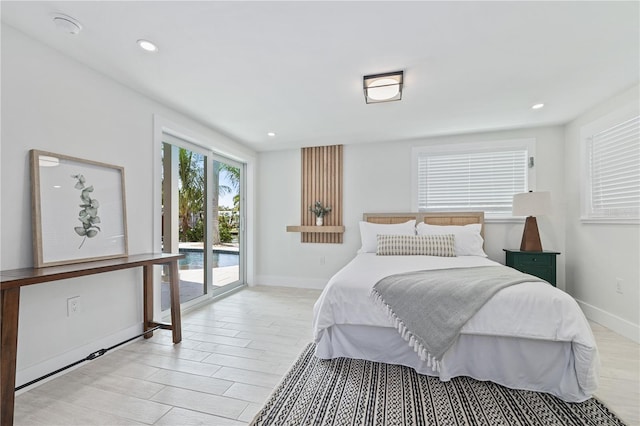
[179,249,239,269]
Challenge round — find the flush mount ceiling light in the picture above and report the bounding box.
[531,103,545,110]
[267,132,276,137]
[137,39,158,52]
[363,71,404,104]
[52,13,82,35]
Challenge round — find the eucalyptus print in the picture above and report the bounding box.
[72,174,101,248]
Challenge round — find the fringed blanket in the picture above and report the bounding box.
[371,266,545,372]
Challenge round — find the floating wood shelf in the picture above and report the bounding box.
[286,225,345,233]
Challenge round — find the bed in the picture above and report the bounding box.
[312,212,599,403]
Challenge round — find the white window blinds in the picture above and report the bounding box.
[416,146,529,217]
[588,115,640,219]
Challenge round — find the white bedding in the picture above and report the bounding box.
[312,253,599,402]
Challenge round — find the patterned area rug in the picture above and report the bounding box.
[251,343,625,426]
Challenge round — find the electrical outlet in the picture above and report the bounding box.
[320,256,326,265]
[616,278,623,294]
[67,296,80,317]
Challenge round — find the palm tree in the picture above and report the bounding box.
[178,149,204,241]
[221,163,240,192]
[225,165,241,231]
[212,162,237,244]
[176,154,238,245]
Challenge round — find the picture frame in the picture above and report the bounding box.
[30,150,128,267]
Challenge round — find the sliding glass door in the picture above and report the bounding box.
[161,136,244,310]
[210,155,243,295]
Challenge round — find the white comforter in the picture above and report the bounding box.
[313,253,599,395]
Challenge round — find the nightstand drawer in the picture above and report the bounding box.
[503,249,560,287]
[513,254,552,266]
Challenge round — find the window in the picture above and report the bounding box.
[412,139,535,219]
[586,115,640,221]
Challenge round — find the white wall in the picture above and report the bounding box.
[256,126,567,288]
[1,24,256,386]
[256,86,639,343]
[564,85,639,342]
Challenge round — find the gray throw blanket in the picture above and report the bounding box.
[371,266,545,372]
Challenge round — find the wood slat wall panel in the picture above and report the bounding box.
[301,145,343,243]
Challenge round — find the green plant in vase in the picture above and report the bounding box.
[309,201,331,226]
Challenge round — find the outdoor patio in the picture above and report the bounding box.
[160,242,240,310]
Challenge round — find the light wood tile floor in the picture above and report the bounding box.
[14,286,320,426]
[13,286,640,425]
[591,321,640,425]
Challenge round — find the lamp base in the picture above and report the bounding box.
[520,216,543,252]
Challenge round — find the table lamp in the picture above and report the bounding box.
[512,191,551,252]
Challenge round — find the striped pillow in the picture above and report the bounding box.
[376,234,456,257]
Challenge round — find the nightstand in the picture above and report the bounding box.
[503,249,560,286]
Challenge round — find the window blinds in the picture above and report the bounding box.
[589,115,640,219]
[417,149,528,217]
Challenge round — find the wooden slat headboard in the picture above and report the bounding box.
[362,212,485,239]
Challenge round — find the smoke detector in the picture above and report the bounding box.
[52,14,82,35]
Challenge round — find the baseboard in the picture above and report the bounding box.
[15,323,143,394]
[576,299,640,343]
[254,275,328,289]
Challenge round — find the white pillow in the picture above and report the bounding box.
[416,222,487,257]
[359,220,416,253]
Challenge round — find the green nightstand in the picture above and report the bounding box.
[503,249,560,286]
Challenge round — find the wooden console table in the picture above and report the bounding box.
[0,253,184,426]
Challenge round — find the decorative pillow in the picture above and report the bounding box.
[376,234,456,257]
[416,223,487,257]
[359,220,416,253]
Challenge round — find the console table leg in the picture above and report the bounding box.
[1,287,20,426]
[143,265,154,339]
[168,260,182,343]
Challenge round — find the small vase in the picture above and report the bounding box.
[316,216,323,226]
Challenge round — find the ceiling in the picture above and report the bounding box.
[2,1,638,152]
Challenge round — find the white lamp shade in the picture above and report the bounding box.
[512,191,551,216]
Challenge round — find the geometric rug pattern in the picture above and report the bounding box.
[251,343,625,426]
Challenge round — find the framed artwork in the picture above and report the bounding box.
[30,150,128,267]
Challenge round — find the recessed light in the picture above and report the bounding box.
[267,132,276,137]
[137,39,158,52]
[531,103,545,110]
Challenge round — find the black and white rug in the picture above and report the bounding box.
[251,343,625,426]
